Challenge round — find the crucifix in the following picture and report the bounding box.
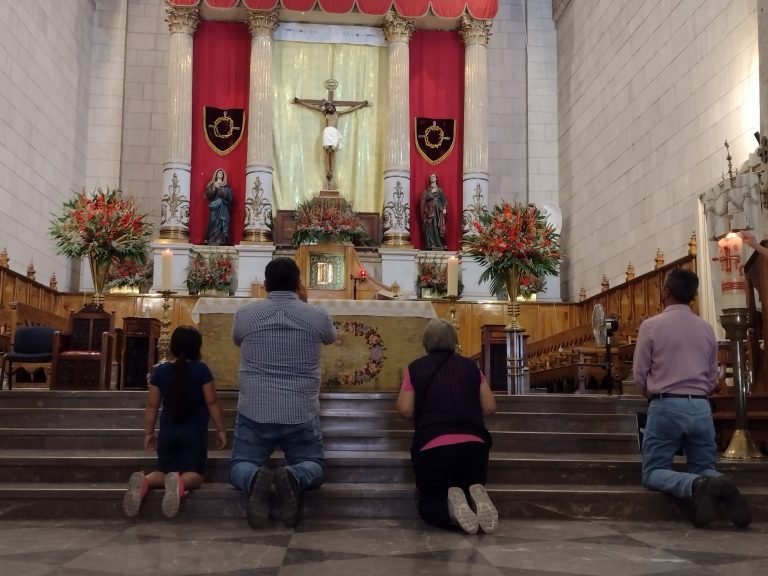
[293,78,370,190]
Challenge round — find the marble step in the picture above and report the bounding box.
[1,481,767,523]
[1,450,767,486]
[0,390,649,414]
[0,427,640,453]
[0,407,639,433]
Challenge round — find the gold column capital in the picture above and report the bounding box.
[383,11,415,43]
[459,14,492,46]
[165,4,199,35]
[246,8,279,38]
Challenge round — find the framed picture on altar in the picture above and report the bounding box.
[309,253,345,290]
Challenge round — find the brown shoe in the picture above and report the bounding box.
[719,475,752,528]
[690,475,721,528]
[247,467,274,529]
[274,466,301,528]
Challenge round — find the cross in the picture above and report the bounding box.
[293,79,370,190]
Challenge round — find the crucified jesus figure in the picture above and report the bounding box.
[293,79,369,190]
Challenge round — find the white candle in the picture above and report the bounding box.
[162,249,172,290]
[717,233,746,309]
[447,256,459,297]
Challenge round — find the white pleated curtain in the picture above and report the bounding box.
[272,40,388,213]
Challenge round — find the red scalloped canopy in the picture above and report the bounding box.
[166,1,497,20]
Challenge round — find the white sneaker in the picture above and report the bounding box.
[447,487,479,534]
[469,484,498,534]
[162,472,181,519]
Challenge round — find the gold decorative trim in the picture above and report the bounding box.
[383,232,412,247]
[165,5,199,35]
[459,14,492,46]
[159,226,189,241]
[241,230,273,243]
[203,108,246,156]
[246,8,279,38]
[383,11,415,43]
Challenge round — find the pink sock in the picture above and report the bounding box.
[178,475,187,498]
[138,474,149,500]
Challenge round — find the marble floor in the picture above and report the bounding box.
[0,517,766,576]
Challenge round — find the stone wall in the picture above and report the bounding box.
[556,0,759,299]
[0,0,94,289]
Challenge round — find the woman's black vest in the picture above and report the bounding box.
[408,351,492,451]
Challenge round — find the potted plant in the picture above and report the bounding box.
[519,273,546,300]
[186,251,235,296]
[49,187,152,308]
[292,197,371,246]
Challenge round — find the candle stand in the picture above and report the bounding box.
[446,295,462,353]
[720,308,763,459]
[155,290,176,364]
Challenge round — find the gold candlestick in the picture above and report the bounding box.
[156,290,176,363]
[446,295,462,353]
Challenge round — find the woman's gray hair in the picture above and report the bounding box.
[422,318,458,352]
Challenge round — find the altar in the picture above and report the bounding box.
[190,298,438,390]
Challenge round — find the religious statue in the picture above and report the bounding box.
[203,168,233,246]
[293,79,369,190]
[420,173,447,250]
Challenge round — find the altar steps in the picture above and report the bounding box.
[0,391,767,522]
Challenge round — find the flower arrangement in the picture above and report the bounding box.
[518,274,546,299]
[106,256,152,291]
[49,187,152,264]
[463,201,561,297]
[417,258,448,296]
[416,257,463,298]
[292,197,370,246]
[186,251,235,294]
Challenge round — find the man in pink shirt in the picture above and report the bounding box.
[633,268,750,528]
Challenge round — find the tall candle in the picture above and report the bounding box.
[162,249,172,290]
[717,233,746,310]
[447,256,459,297]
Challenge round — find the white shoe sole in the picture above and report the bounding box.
[469,484,498,534]
[122,472,145,518]
[448,487,479,534]
[162,472,181,519]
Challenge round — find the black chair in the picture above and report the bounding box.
[0,326,57,390]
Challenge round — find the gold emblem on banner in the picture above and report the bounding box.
[204,107,246,156]
[415,117,455,165]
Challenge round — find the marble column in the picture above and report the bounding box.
[381,11,415,247]
[159,4,198,241]
[459,15,492,237]
[242,9,279,244]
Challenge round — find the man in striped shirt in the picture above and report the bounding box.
[229,257,337,528]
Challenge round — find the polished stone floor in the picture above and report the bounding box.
[0,517,766,576]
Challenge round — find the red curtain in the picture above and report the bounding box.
[168,1,499,19]
[190,21,251,245]
[409,29,464,251]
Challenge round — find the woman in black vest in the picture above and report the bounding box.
[396,319,498,534]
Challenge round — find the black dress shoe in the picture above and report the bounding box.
[690,476,721,528]
[719,475,752,528]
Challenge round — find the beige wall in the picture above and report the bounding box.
[556,0,759,299]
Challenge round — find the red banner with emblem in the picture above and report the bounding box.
[409,29,464,252]
[190,20,250,246]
